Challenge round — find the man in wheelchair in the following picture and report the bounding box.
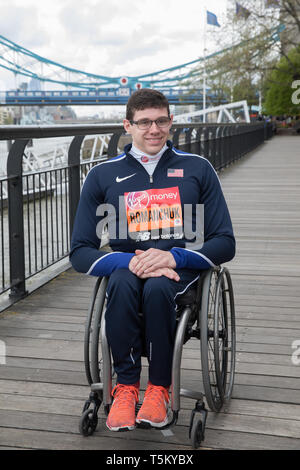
[70,89,235,432]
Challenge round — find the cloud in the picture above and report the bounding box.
[0,0,228,90]
[0,3,49,47]
[58,0,143,44]
[111,37,166,69]
[55,2,168,76]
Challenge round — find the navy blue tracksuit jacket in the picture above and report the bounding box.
[70,141,235,386]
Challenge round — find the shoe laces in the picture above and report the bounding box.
[144,383,169,407]
[111,384,139,411]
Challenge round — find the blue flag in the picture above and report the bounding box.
[207,11,221,27]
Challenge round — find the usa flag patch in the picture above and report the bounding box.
[168,168,184,177]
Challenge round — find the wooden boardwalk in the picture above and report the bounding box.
[0,135,300,450]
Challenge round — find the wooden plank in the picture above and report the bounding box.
[0,325,83,341]
[0,427,193,451]
[0,399,299,449]
[235,312,300,322]
[1,359,299,397]
[0,379,87,399]
[1,324,298,350]
[231,385,300,404]
[3,313,86,324]
[236,319,300,329]
[0,318,84,332]
[2,306,89,317]
[0,366,87,386]
[4,341,299,375]
[5,336,295,364]
[1,381,300,424]
[1,385,300,441]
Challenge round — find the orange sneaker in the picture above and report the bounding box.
[106,383,139,432]
[136,382,170,428]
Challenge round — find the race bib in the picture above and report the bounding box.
[124,187,183,234]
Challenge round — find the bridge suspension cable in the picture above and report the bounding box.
[0,25,284,91]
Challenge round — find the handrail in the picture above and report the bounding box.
[0,121,267,140]
[0,124,123,140]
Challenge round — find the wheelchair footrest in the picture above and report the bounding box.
[91,382,103,392]
[180,388,204,401]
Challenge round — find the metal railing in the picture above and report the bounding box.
[0,121,274,304]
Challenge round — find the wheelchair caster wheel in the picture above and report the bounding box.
[79,408,98,436]
[190,418,204,449]
[189,401,207,449]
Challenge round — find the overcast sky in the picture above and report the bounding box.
[0,0,229,80]
[0,0,228,115]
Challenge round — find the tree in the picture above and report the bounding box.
[263,46,300,114]
[185,0,300,110]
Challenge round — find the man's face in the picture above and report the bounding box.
[123,107,173,155]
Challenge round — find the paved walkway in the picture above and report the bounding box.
[0,135,299,450]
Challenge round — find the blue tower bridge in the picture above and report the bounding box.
[2,87,223,106]
[0,25,284,107]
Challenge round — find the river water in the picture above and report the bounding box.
[0,136,75,295]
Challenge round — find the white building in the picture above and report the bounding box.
[0,107,13,124]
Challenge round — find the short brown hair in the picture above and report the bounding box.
[126,88,170,121]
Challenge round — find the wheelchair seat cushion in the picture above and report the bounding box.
[176,288,197,306]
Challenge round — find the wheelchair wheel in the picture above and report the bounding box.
[90,277,108,384]
[83,277,102,385]
[79,408,98,436]
[214,267,236,403]
[200,268,224,412]
[189,402,207,449]
[190,418,204,449]
[83,277,108,386]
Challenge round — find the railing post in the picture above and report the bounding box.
[216,125,222,170]
[203,127,209,160]
[171,128,182,149]
[68,135,85,242]
[6,139,29,299]
[195,127,203,155]
[184,127,193,153]
[107,130,124,158]
[210,127,217,169]
[230,125,237,162]
[224,125,230,165]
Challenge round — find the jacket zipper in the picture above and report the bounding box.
[148,173,158,246]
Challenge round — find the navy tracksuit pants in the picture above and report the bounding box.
[105,268,200,388]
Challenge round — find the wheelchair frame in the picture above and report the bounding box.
[79,266,236,449]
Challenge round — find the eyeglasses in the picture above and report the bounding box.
[130,117,171,130]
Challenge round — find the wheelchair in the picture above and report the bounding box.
[78,266,236,449]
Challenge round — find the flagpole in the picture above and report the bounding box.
[203,5,207,123]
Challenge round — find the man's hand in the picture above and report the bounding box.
[129,248,176,277]
[138,267,180,282]
[129,248,179,281]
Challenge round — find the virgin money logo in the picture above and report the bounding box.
[126,191,150,210]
